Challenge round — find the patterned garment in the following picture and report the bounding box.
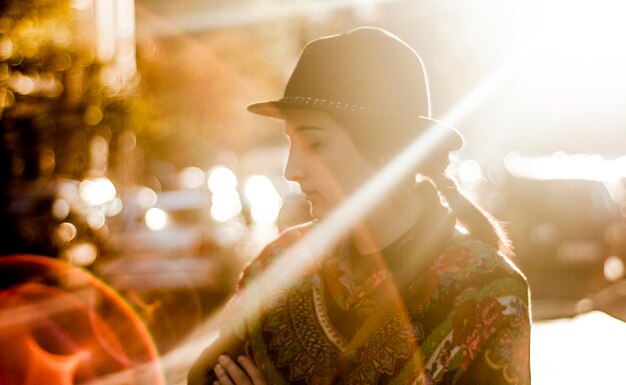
[235,221,531,385]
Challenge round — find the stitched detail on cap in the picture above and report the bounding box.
[280,96,380,113]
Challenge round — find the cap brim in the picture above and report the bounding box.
[247,100,288,119]
[246,100,464,151]
[247,99,344,119]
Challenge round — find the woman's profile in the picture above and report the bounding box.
[189,27,530,385]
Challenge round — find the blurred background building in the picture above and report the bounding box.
[1,0,625,384]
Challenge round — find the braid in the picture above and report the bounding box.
[326,111,512,256]
[433,174,513,257]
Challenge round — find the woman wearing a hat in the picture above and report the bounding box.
[190,27,530,385]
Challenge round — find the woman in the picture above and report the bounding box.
[189,27,530,385]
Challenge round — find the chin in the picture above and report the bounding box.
[309,203,328,220]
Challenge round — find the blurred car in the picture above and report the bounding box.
[487,175,626,313]
[96,187,247,353]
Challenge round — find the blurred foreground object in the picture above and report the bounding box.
[0,255,164,385]
[187,328,245,385]
[0,0,143,260]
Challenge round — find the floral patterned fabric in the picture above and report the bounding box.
[236,222,531,385]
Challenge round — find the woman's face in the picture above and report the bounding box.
[283,109,378,219]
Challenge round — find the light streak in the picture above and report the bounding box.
[121,56,516,383]
[222,48,519,346]
[86,16,524,383]
[80,323,220,385]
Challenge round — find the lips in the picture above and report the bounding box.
[301,189,318,201]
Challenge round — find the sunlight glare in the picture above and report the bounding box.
[175,55,517,379]
[458,159,483,185]
[532,311,626,384]
[505,153,625,182]
[95,0,116,62]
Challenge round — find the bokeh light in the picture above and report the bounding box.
[208,166,241,222]
[604,256,625,282]
[458,159,483,185]
[63,242,98,266]
[207,166,238,192]
[79,177,117,206]
[244,175,282,224]
[58,180,79,202]
[9,71,35,95]
[211,190,242,223]
[0,38,13,59]
[136,187,158,209]
[51,198,71,220]
[145,207,168,231]
[179,166,206,189]
[87,209,106,230]
[55,222,77,245]
[105,196,124,217]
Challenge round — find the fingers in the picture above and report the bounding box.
[214,355,252,385]
[237,356,268,385]
[214,363,234,385]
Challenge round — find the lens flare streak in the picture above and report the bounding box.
[79,50,517,383]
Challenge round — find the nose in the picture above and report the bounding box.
[284,145,305,184]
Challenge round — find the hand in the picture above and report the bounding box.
[214,355,268,385]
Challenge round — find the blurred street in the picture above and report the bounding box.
[1,0,626,384]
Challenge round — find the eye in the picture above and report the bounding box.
[304,141,323,151]
[291,128,327,152]
[294,136,324,152]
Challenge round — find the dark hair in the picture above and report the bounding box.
[431,174,513,257]
[328,110,513,257]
